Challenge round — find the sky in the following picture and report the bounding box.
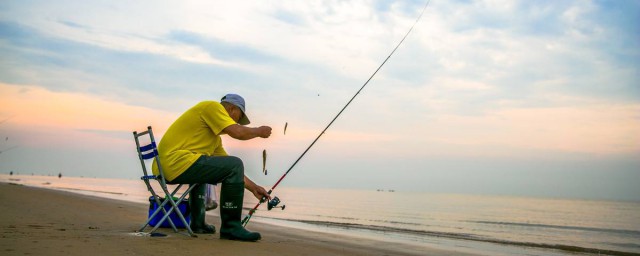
[0,0,638,201]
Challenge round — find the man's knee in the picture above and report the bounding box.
[227,156,243,168]
[227,156,244,177]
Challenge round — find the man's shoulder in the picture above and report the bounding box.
[195,100,235,132]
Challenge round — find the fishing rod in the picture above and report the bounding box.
[242,0,431,226]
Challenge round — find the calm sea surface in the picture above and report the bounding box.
[2,174,639,256]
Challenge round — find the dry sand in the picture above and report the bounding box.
[0,182,481,256]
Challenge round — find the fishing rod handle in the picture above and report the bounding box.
[241,189,273,226]
[260,189,273,203]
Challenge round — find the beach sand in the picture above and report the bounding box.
[0,182,480,256]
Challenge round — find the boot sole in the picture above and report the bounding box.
[193,229,216,234]
[220,233,261,242]
[191,225,216,234]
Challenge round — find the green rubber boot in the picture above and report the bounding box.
[219,183,261,241]
[189,184,216,234]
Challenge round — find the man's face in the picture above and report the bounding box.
[230,106,243,124]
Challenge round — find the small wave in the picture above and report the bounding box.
[302,215,424,227]
[308,214,359,221]
[57,187,125,195]
[367,218,424,226]
[470,221,640,237]
[305,214,425,227]
[607,242,640,250]
[266,217,639,256]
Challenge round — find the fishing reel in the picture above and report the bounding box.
[267,196,285,211]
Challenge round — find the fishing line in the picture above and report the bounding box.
[242,0,431,226]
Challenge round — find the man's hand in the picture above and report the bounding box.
[251,185,271,202]
[257,126,272,138]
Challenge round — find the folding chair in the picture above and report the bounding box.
[133,126,196,237]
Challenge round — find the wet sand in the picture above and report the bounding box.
[0,182,481,256]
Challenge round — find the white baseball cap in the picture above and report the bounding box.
[221,94,250,125]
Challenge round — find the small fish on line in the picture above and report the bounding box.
[262,149,267,175]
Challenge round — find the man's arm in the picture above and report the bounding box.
[222,124,272,140]
[244,175,271,201]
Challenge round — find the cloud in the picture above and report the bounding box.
[0,82,177,136]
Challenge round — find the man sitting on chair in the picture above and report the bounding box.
[153,93,271,241]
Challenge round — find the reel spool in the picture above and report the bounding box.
[267,196,285,210]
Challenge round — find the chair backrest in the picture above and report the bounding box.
[133,126,172,194]
[133,126,159,178]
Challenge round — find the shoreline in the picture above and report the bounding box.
[0,182,480,256]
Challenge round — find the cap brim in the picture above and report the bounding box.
[239,113,250,125]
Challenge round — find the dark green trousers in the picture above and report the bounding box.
[169,155,245,226]
[170,155,245,185]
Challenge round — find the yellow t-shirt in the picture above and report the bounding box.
[152,101,237,181]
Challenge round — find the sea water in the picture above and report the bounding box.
[2,174,639,256]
